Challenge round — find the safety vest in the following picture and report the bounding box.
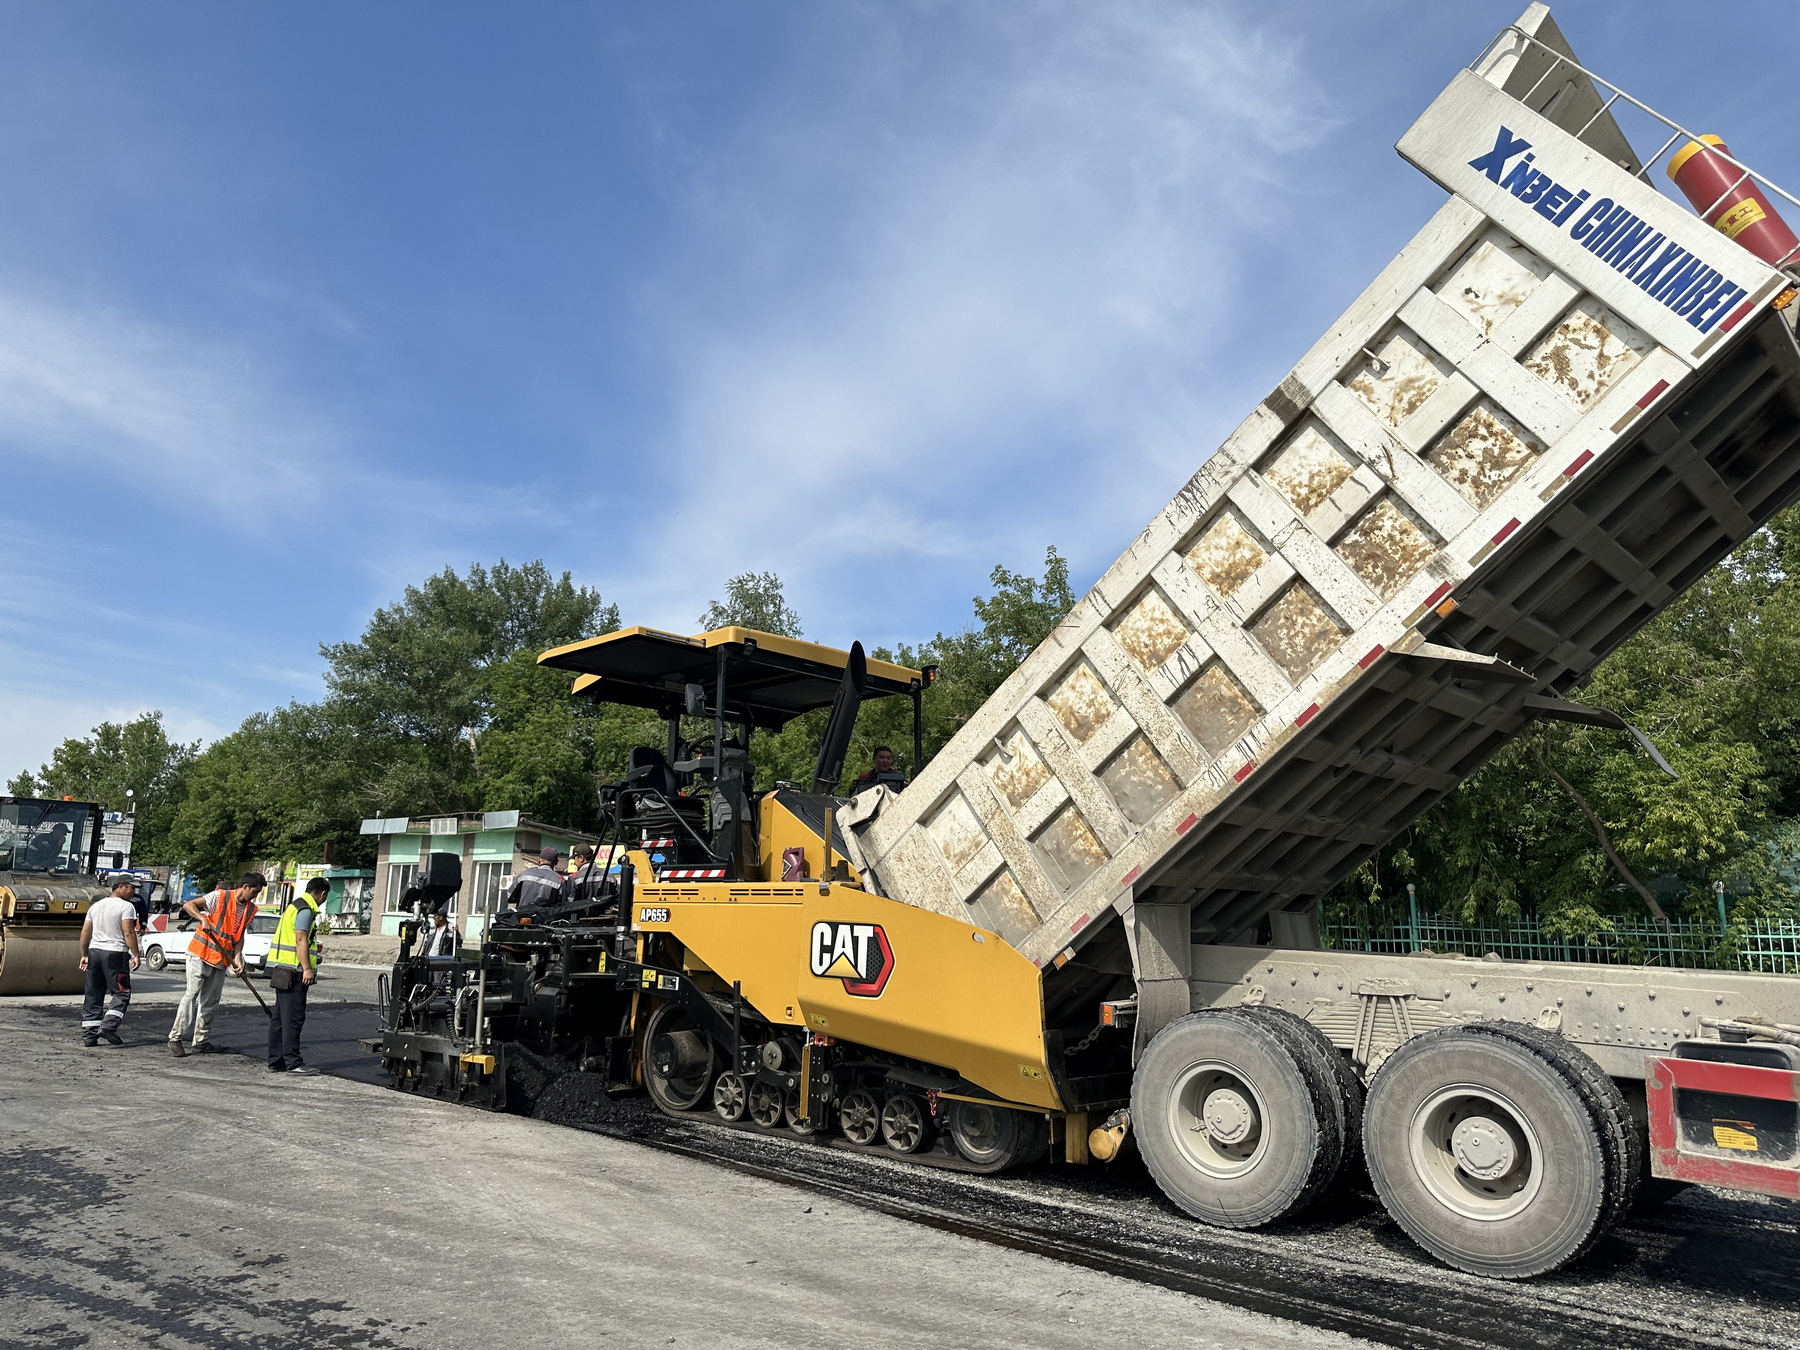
[189,889,259,968]
[268,894,324,969]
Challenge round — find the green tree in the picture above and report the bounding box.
[162,559,621,877]
[476,651,607,829]
[322,559,618,815]
[922,546,1074,748]
[7,712,198,865]
[164,720,286,885]
[700,571,803,637]
[164,702,380,883]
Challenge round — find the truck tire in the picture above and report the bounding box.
[1133,1008,1349,1228]
[145,946,167,973]
[1363,1023,1636,1278]
[947,1101,1051,1173]
[1234,1004,1364,1189]
[644,1003,717,1115]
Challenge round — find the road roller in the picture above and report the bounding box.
[0,796,116,995]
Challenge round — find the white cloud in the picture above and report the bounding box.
[617,1,1334,633]
[0,288,341,518]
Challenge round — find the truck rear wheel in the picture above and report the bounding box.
[947,1101,1050,1173]
[644,1004,717,1115]
[1133,1009,1349,1228]
[1363,1023,1635,1278]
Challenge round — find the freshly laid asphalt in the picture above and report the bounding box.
[0,967,1375,1350]
[6,962,1800,1349]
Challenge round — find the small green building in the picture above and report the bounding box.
[359,810,600,938]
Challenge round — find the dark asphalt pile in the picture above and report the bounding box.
[34,1000,1800,1350]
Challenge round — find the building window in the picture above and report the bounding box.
[385,863,418,913]
[469,861,511,915]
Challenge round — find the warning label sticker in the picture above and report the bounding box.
[1712,1120,1759,1151]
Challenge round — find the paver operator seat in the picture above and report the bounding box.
[538,625,931,882]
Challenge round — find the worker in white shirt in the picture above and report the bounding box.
[79,879,143,1047]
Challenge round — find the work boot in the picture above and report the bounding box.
[284,1066,321,1077]
[99,1025,124,1046]
[82,1036,99,1048]
[169,1040,187,1057]
[192,1041,221,1055]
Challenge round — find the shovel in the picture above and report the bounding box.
[236,967,272,1018]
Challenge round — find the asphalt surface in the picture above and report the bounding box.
[1,985,1372,1350]
[6,969,1800,1349]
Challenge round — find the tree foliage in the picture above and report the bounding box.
[829,547,1075,784]
[700,571,803,638]
[164,561,620,878]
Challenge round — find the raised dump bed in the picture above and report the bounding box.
[849,7,1800,973]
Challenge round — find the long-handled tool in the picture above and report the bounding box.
[237,968,271,1018]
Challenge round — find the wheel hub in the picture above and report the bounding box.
[1406,1086,1543,1223]
[1202,1087,1256,1144]
[1450,1116,1516,1180]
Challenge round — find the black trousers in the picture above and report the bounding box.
[82,950,132,1040]
[268,978,309,1070]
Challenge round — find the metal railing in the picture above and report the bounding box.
[1470,23,1800,269]
[1323,909,1800,974]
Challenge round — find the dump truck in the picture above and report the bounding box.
[374,6,1800,1279]
[0,796,116,995]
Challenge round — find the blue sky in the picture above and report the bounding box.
[4,1,1799,780]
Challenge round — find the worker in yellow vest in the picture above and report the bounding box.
[266,877,326,1075]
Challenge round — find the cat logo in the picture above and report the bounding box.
[808,921,894,998]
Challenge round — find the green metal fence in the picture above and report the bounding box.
[1322,910,1800,974]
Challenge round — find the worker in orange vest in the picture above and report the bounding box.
[167,873,266,1057]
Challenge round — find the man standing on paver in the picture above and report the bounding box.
[78,878,142,1047]
[167,873,265,1057]
[266,876,326,1076]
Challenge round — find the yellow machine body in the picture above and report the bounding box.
[0,878,105,996]
[629,844,1061,1111]
[755,792,862,886]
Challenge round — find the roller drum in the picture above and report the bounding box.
[0,926,86,995]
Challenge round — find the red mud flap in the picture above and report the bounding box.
[1645,1054,1800,1198]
